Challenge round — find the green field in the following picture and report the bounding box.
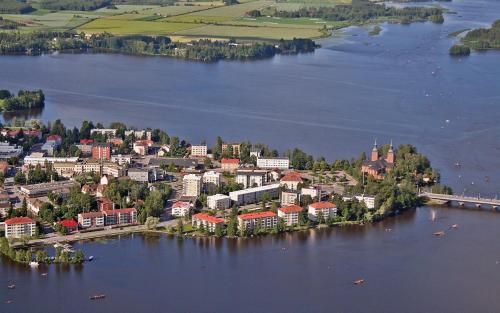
[0,0,350,40]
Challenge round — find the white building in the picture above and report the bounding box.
[191,145,208,157]
[125,129,152,140]
[281,189,301,206]
[257,157,290,170]
[111,154,132,165]
[90,128,117,137]
[229,183,280,206]
[207,194,231,210]
[78,211,105,228]
[171,201,192,217]
[182,174,202,197]
[192,213,224,232]
[238,211,277,231]
[301,186,322,201]
[4,217,36,239]
[202,171,221,190]
[0,142,23,159]
[280,172,302,190]
[236,169,268,189]
[278,205,302,226]
[308,202,337,222]
[24,154,79,166]
[343,195,376,209]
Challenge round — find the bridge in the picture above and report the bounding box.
[420,192,500,209]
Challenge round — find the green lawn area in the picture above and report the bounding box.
[164,14,233,23]
[79,18,201,35]
[189,0,273,17]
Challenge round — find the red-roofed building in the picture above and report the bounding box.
[280,172,303,190]
[278,205,303,226]
[78,211,105,228]
[107,138,124,146]
[133,140,154,156]
[308,201,337,222]
[192,213,224,232]
[2,129,42,140]
[103,208,138,225]
[4,217,36,238]
[171,201,191,217]
[80,139,94,145]
[46,134,62,145]
[238,211,277,231]
[221,158,240,173]
[97,198,115,211]
[56,219,78,233]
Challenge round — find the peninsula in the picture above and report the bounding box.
[449,20,500,56]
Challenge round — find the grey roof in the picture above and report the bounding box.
[147,157,198,168]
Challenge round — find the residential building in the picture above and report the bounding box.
[250,148,261,158]
[0,142,23,159]
[92,143,111,160]
[221,158,240,173]
[281,189,301,206]
[102,162,126,178]
[27,198,45,215]
[24,154,79,167]
[343,195,376,209]
[238,211,278,231]
[301,186,322,201]
[222,143,241,157]
[74,160,101,175]
[182,174,202,197]
[53,162,76,178]
[56,219,78,233]
[4,217,36,239]
[207,194,231,210]
[90,128,117,137]
[1,129,42,140]
[111,154,132,165]
[79,139,94,145]
[98,198,115,211]
[103,208,138,225]
[46,134,62,145]
[308,202,337,222]
[171,201,191,217]
[147,157,199,170]
[361,140,395,180]
[192,213,224,232]
[133,140,154,156]
[236,169,267,189]
[75,143,93,155]
[202,171,221,191]
[20,180,79,197]
[125,129,152,140]
[107,138,123,146]
[278,205,303,226]
[257,157,290,170]
[0,190,10,217]
[280,172,302,190]
[127,168,152,183]
[191,145,208,157]
[78,211,105,228]
[229,183,280,205]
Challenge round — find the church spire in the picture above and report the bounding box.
[371,138,379,161]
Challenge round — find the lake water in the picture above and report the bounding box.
[1,0,500,311]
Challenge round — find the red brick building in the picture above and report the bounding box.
[92,143,111,160]
[361,140,395,180]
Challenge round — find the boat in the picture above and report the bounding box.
[434,231,445,236]
[354,279,365,285]
[7,284,15,289]
[41,273,48,277]
[89,294,106,300]
[29,261,39,267]
[451,224,459,229]
[88,256,94,261]
[4,300,13,304]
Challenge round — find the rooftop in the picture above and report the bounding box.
[221,158,240,164]
[5,217,35,225]
[238,211,277,220]
[309,201,336,209]
[57,219,78,228]
[278,205,303,214]
[193,213,224,224]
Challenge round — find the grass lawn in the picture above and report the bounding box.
[79,18,201,35]
[164,14,233,23]
[189,0,273,17]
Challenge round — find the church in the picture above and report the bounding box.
[361,140,395,180]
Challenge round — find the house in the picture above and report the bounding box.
[308,202,337,222]
[238,211,278,231]
[361,140,395,180]
[46,134,62,146]
[301,186,322,201]
[133,140,154,156]
[78,211,105,228]
[82,183,98,195]
[56,219,78,233]
[202,171,220,191]
[182,174,202,197]
[280,172,302,190]
[191,145,208,157]
[2,129,42,140]
[281,189,301,206]
[207,194,231,210]
[192,213,224,232]
[27,198,45,215]
[107,138,124,146]
[92,143,111,160]
[221,158,240,173]
[250,148,261,158]
[236,169,268,189]
[171,201,192,217]
[257,157,290,170]
[4,217,36,239]
[97,198,115,211]
[222,143,241,157]
[278,205,303,226]
[79,139,94,145]
[229,184,280,206]
[103,208,138,225]
[0,161,8,175]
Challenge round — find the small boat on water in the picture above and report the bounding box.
[88,256,94,261]
[434,231,445,236]
[41,273,48,277]
[29,261,39,267]
[354,279,365,285]
[7,284,15,289]
[4,300,13,304]
[89,294,106,300]
[451,224,459,229]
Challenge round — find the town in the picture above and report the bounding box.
[0,119,447,262]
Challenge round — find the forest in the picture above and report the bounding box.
[0,0,34,14]
[461,20,500,50]
[39,0,112,11]
[0,89,45,112]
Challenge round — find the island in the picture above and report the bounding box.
[0,112,453,264]
[449,20,500,56]
[0,89,45,112]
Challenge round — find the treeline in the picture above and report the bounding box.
[0,89,45,111]
[112,0,176,4]
[0,17,20,30]
[0,31,317,61]
[461,20,500,49]
[39,0,112,11]
[0,237,85,264]
[0,0,34,14]
[268,0,443,24]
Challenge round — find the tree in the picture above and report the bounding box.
[145,216,160,230]
[214,223,224,237]
[275,218,286,233]
[261,192,271,210]
[73,250,85,263]
[176,219,184,235]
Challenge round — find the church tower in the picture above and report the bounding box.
[371,139,379,162]
[386,140,395,164]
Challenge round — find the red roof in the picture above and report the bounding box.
[5,217,34,225]
[135,140,154,146]
[281,172,302,182]
[193,213,224,224]
[278,205,303,214]
[309,201,336,209]
[57,219,78,228]
[108,138,124,145]
[103,208,137,215]
[80,139,94,144]
[221,158,240,164]
[172,201,191,209]
[238,211,277,220]
[79,211,104,218]
[47,134,61,141]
